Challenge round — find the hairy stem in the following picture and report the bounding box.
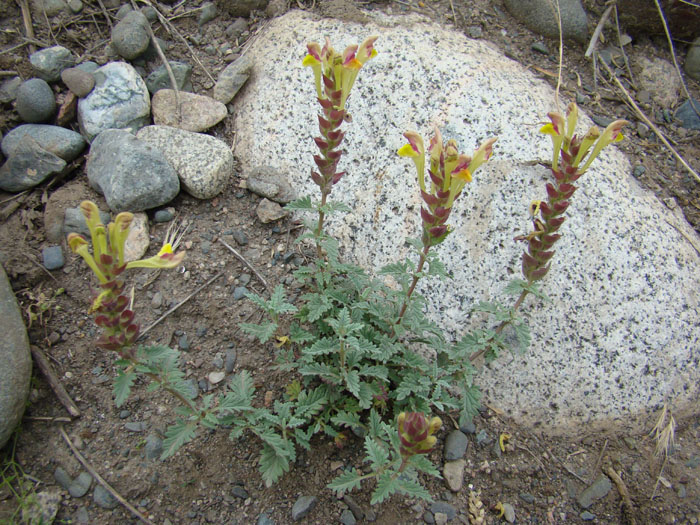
[394,243,431,331]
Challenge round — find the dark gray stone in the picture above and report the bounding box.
[674,99,700,130]
[93,485,118,509]
[141,5,157,22]
[124,421,147,432]
[591,114,614,128]
[580,511,595,521]
[73,505,90,524]
[225,348,237,373]
[33,0,67,17]
[519,492,535,503]
[198,2,218,25]
[503,0,588,44]
[256,513,275,525]
[231,485,248,499]
[234,286,249,300]
[111,10,150,60]
[78,62,151,141]
[68,472,92,498]
[76,62,99,74]
[685,38,700,82]
[429,502,456,520]
[459,419,476,434]
[0,267,31,449]
[531,42,548,54]
[213,55,253,104]
[67,0,83,13]
[115,4,133,19]
[54,467,72,490]
[231,230,248,246]
[154,209,175,222]
[42,245,64,270]
[178,334,190,351]
[475,429,490,446]
[86,129,179,212]
[64,206,110,238]
[577,475,612,509]
[215,0,268,17]
[340,509,356,525]
[444,430,468,460]
[61,67,95,97]
[16,78,56,123]
[145,434,163,459]
[226,18,248,39]
[0,135,66,192]
[291,495,317,521]
[632,165,646,178]
[30,46,75,82]
[118,410,131,419]
[343,495,364,521]
[2,124,86,161]
[0,76,22,104]
[145,61,193,94]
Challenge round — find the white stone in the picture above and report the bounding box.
[124,212,149,262]
[231,10,700,434]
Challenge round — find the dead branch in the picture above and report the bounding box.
[30,345,81,418]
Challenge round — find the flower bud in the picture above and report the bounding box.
[398,412,442,458]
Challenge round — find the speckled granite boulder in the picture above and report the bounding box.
[231,10,700,434]
[136,125,233,199]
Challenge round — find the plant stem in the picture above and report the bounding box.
[315,190,328,261]
[394,243,431,331]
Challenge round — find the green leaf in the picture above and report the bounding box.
[364,436,390,468]
[395,476,432,501]
[303,293,331,322]
[295,386,328,418]
[258,443,292,487]
[220,370,255,413]
[331,411,362,428]
[161,419,197,459]
[357,382,374,409]
[371,472,399,504]
[368,409,383,439]
[504,278,549,301]
[239,321,277,344]
[344,370,361,398]
[268,285,297,315]
[409,454,441,477]
[319,201,351,214]
[294,427,315,450]
[113,370,135,407]
[513,320,531,351]
[305,337,339,356]
[298,362,341,383]
[289,324,315,344]
[243,290,269,311]
[328,468,363,493]
[285,196,314,211]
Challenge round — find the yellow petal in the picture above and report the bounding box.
[397,143,419,157]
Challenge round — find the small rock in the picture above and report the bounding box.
[443,459,465,492]
[685,37,700,82]
[213,55,253,104]
[577,474,612,509]
[239,273,252,286]
[73,506,90,524]
[0,76,22,104]
[636,122,650,139]
[266,0,287,17]
[340,509,356,525]
[444,430,468,460]
[677,484,686,498]
[145,434,163,459]
[93,485,119,509]
[61,67,95,97]
[115,4,133,19]
[78,62,151,141]
[459,419,476,434]
[31,0,67,17]
[217,0,268,17]
[76,61,99,74]
[16,78,56,123]
[343,495,364,521]
[21,489,61,524]
[475,429,490,446]
[467,25,483,39]
[519,492,535,504]
[491,440,503,458]
[591,114,614,128]
[233,286,248,300]
[136,125,232,199]
[86,129,179,212]
[256,199,287,223]
[198,1,218,25]
[225,348,237,372]
[119,410,131,419]
[125,421,147,432]
[232,229,248,246]
[68,472,92,498]
[231,485,248,499]
[291,495,317,521]
[502,502,515,523]
[184,378,198,399]
[257,513,275,525]
[637,56,680,108]
[225,18,248,39]
[150,292,163,309]
[63,206,110,238]
[632,165,646,178]
[674,98,700,130]
[503,0,588,44]
[124,212,150,262]
[42,245,64,270]
[179,334,190,351]
[531,42,548,54]
[152,90,227,132]
[145,61,193,94]
[30,46,75,82]
[54,467,72,490]
[2,124,86,162]
[580,511,596,521]
[246,166,296,204]
[208,371,225,384]
[423,511,435,524]
[0,135,66,192]
[434,512,448,525]
[111,10,150,60]
[429,502,456,521]
[154,208,175,222]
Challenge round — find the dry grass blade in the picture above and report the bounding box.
[649,404,676,459]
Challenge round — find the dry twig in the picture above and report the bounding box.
[59,426,155,525]
[589,438,608,484]
[218,238,270,291]
[605,465,637,525]
[30,345,80,418]
[16,0,37,54]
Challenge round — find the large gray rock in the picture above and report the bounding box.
[504,0,589,44]
[29,45,75,82]
[87,129,180,212]
[2,124,86,161]
[137,125,233,199]
[145,61,193,94]
[0,135,66,192]
[0,265,32,449]
[231,11,700,434]
[77,62,150,141]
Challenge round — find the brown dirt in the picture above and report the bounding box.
[1,0,699,524]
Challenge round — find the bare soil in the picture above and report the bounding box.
[1,0,699,524]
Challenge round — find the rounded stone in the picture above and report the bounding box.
[111,10,150,60]
[42,245,64,270]
[61,67,95,97]
[2,124,86,161]
[16,78,56,123]
[30,46,75,82]
[685,38,700,82]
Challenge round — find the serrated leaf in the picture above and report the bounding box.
[289,324,315,344]
[113,370,135,407]
[269,285,297,315]
[243,290,269,311]
[345,369,361,398]
[295,386,327,417]
[303,293,331,322]
[298,362,341,383]
[395,476,432,501]
[331,410,362,428]
[513,320,531,351]
[371,472,399,504]
[161,420,197,459]
[239,321,277,344]
[258,443,291,487]
[319,201,351,214]
[409,454,441,477]
[364,436,390,467]
[294,427,315,450]
[368,409,383,439]
[357,382,374,409]
[328,468,363,493]
[285,196,314,211]
[305,337,339,356]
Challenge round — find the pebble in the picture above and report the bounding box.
[16,78,56,123]
[226,18,248,39]
[443,459,465,492]
[519,492,535,503]
[257,513,275,525]
[491,440,503,458]
[151,292,163,308]
[0,76,22,104]
[61,67,95,98]
[63,206,110,238]
[225,348,237,373]
[35,0,67,16]
[111,10,151,60]
[76,61,99,74]
[475,429,490,446]
[233,286,249,300]
[151,90,227,132]
[213,55,253,104]
[444,430,468,460]
[256,199,287,223]
[429,502,456,521]
[674,98,700,130]
[78,62,151,141]
[0,135,66,192]
[141,6,158,22]
[246,166,297,204]
[502,502,515,523]
[184,379,199,399]
[145,434,163,459]
[123,212,150,262]
[72,506,89,524]
[93,485,119,509]
[637,56,680,108]
[179,334,190,351]
[2,124,86,162]
[208,371,225,384]
[239,274,252,286]
[685,37,700,82]
[119,410,131,419]
[636,122,650,139]
[115,4,133,19]
[434,513,448,525]
[125,421,147,432]
[591,114,614,128]
[232,485,249,499]
[136,125,233,199]
[459,419,476,434]
[340,509,356,525]
[154,208,175,222]
[145,61,193,94]
[423,511,435,524]
[232,229,248,246]
[632,165,646,178]
[577,474,612,509]
[30,46,75,82]
[198,2,218,25]
[467,25,483,39]
[580,511,596,521]
[86,129,179,212]
[292,495,317,521]
[21,489,61,524]
[68,472,92,498]
[531,42,548,54]
[343,495,364,521]
[54,467,72,490]
[42,245,64,270]
[503,0,588,44]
